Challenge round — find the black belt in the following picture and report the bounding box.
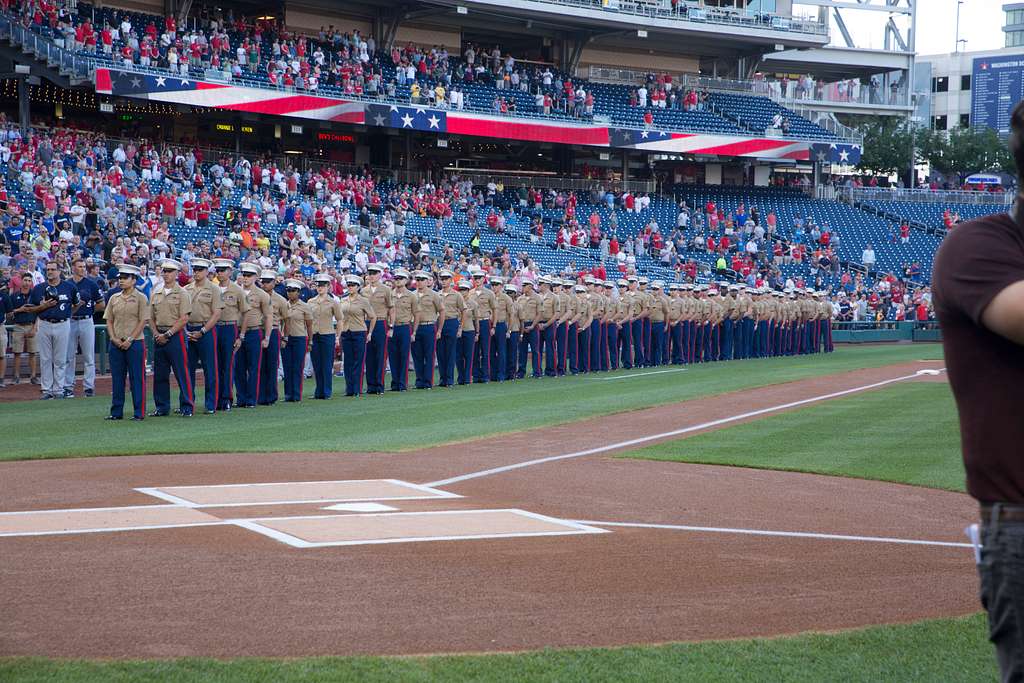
[186,323,207,330]
[216,321,238,326]
[39,318,68,323]
[981,504,1024,524]
[72,315,93,320]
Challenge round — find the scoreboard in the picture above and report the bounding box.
[971,55,1024,134]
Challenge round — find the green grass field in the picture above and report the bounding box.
[4,344,993,682]
[0,614,994,682]
[0,344,940,460]
[620,381,965,492]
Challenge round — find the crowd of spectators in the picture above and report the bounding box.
[0,112,941,342]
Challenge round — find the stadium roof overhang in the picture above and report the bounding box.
[759,46,913,80]
[304,0,828,59]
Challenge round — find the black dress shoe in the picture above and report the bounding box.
[130,416,144,421]
[104,415,122,421]
[205,409,216,415]
[181,412,193,418]
[148,411,169,417]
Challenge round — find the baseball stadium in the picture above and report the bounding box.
[0,0,1018,680]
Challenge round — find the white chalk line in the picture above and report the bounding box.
[592,368,688,381]
[570,520,972,549]
[424,368,946,487]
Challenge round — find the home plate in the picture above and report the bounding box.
[322,503,397,513]
[230,509,609,547]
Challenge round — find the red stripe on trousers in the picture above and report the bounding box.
[211,328,218,408]
[140,341,147,416]
[177,331,194,405]
[380,322,389,387]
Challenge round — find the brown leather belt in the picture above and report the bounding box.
[981,504,1024,524]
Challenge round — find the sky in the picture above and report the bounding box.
[798,0,1007,55]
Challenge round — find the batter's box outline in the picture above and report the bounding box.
[229,509,610,548]
[135,479,461,508]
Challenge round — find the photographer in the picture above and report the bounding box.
[21,262,80,399]
[933,99,1024,680]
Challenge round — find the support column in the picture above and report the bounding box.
[18,78,30,136]
[621,149,629,185]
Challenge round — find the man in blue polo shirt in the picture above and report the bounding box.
[0,278,10,388]
[9,273,39,385]
[24,262,80,399]
[64,257,104,398]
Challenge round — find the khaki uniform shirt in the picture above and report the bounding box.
[392,287,416,325]
[440,290,466,321]
[282,299,313,337]
[269,291,288,330]
[470,287,496,321]
[518,293,540,324]
[493,292,513,325]
[361,284,393,321]
[185,280,223,325]
[218,281,249,323]
[507,297,521,332]
[151,283,191,330]
[461,295,478,332]
[242,286,271,330]
[105,289,149,341]
[649,294,669,323]
[538,291,556,322]
[309,293,344,335]
[341,293,375,332]
[590,293,605,322]
[414,289,444,325]
[577,294,593,329]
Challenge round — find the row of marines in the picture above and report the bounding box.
[102,258,834,420]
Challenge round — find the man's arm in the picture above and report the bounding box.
[981,280,1024,345]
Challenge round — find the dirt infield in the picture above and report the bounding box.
[0,359,977,659]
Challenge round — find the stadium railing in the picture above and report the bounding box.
[499,0,828,36]
[842,187,1015,206]
[830,320,940,344]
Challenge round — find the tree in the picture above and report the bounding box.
[852,117,916,175]
[917,124,1015,177]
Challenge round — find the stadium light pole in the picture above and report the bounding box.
[955,0,964,53]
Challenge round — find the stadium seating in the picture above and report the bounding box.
[22,3,838,141]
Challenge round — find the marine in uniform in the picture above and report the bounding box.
[456,278,478,385]
[341,274,376,396]
[411,271,444,389]
[504,284,521,380]
[184,258,223,414]
[436,270,465,388]
[586,278,601,372]
[213,258,250,411]
[648,281,669,367]
[280,279,313,402]
[537,277,558,377]
[489,276,511,381]
[553,279,570,376]
[236,263,273,408]
[388,269,415,391]
[668,284,684,364]
[638,277,653,366]
[104,264,148,420]
[259,270,289,405]
[517,280,542,379]
[149,259,194,417]
[469,269,495,383]
[569,284,588,373]
[361,264,393,395]
[606,281,621,371]
[308,273,344,399]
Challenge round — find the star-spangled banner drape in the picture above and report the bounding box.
[95,67,856,161]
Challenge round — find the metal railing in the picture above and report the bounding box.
[444,171,655,193]
[507,0,828,36]
[842,186,1015,206]
[778,102,863,146]
[1,18,92,81]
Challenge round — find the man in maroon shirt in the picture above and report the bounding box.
[933,100,1024,681]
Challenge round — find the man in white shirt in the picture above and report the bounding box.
[862,243,876,267]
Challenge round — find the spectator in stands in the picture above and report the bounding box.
[861,242,876,269]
